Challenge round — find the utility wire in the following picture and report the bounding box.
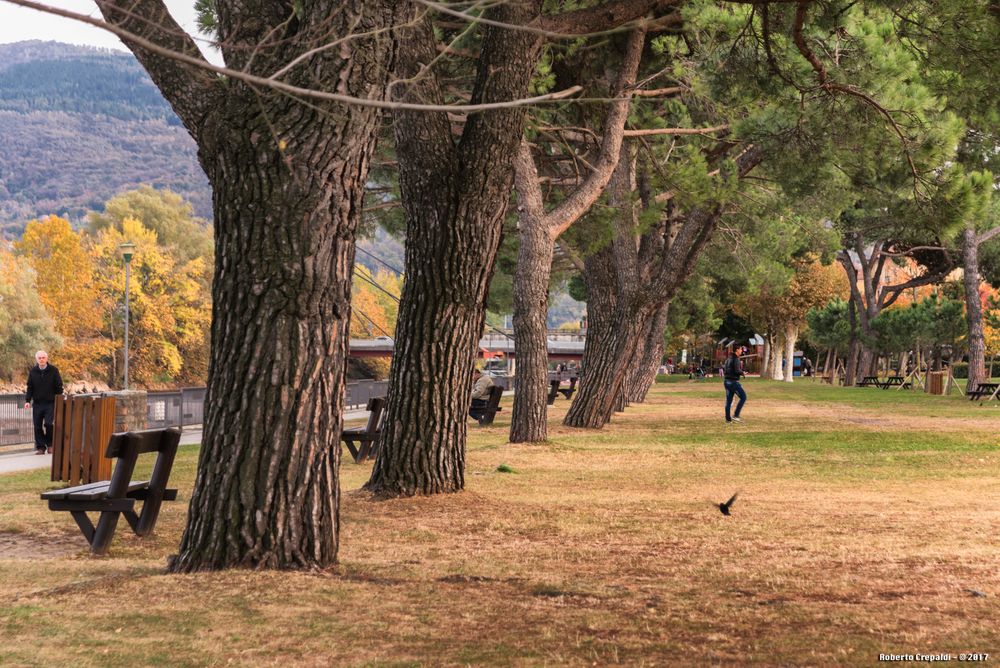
[353,247,515,344]
[352,307,394,341]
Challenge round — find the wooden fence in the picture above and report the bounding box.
[50,394,117,485]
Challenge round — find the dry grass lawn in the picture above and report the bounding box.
[1,379,998,667]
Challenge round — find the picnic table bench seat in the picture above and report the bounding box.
[41,428,180,556]
[547,376,579,404]
[557,376,578,400]
[967,382,1000,401]
[341,396,385,463]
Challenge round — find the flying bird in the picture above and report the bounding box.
[718,492,739,516]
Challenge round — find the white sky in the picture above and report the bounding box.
[0,0,220,62]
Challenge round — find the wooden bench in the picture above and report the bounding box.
[476,385,504,426]
[967,382,1000,402]
[859,376,880,387]
[41,428,180,556]
[341,396,385,463]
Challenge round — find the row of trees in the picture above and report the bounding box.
[807,287,1000,380]
[1,187,212,386]
[55,0,997,571]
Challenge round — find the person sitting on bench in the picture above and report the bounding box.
[469,368,494,422]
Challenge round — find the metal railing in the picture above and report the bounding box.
[0,393,33,446]
[345,380,389,409]
[146,387,207,430]
[3,379,415,446]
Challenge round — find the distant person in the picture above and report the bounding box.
[469,368,494,423]
[723,345,747,423]
[24,350,63,455]
[801,357,813,377]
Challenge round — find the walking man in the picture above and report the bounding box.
[24,350,63,454]
[723,345,747,423]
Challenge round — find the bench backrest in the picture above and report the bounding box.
[363,397,386,434]
[104,428,182,500]
[484,385,504,414]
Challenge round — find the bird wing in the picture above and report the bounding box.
[725,492,739,507]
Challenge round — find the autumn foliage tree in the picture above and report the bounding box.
[16,215,110,378]
[0,248,61,380]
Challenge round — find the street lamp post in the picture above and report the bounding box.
[119,242,136,390]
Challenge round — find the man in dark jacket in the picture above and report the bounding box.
[723,345,747,423]
[23,351,64,454]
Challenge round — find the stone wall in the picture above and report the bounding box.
[104,390,147,433]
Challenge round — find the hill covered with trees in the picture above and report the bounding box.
[0,41,210,235]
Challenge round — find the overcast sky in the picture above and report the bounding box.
[0,0,220,62]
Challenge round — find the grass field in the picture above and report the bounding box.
[1,380,998,666]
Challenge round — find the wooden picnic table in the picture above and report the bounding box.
[967,382,1000,402]
[859,376,880,387]
[878,376,910,389]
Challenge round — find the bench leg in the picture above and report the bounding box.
[358,440,379,462]
[343,439,361,464]
[90,511,122,556]
[133,496,166,537]
[70,511,95,544]
[124,510,141,534]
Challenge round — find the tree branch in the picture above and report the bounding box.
[977,226,1000,245]
[546,26,646,239]
[3,0,584,115]
[623,124,730,137]
[89,0,220,132]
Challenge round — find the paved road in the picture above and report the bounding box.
[0,407,375,476]
[0,429,205,475]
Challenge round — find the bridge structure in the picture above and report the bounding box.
[349,331,586,367]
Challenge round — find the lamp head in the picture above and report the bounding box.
[119,241,136,263]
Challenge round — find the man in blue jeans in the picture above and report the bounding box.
[723,345,747,423]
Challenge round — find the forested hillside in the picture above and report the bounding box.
[0,41,209,234]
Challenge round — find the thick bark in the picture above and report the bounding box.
[99,0,410,570]
[565,301,651,427]
[963,225,988,390]
[508,28,644,443]
[566,149,760,429]
[629,302,670,403]
[510,214,557,443]
[783,324,798,383]
[367,5,543,496]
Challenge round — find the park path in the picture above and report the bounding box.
[0,406,378,476]
[0,429,205,474]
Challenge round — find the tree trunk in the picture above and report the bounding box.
[771,333,784,381]
[367,6,543,496]
[564,301,650,427]
[133,1,408,571]
[629,302,670,403]
[824,348,834,377]
[760,337,772,379]
[963,225,987,390]
[783,324,798,383]
[509,220,557,443]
